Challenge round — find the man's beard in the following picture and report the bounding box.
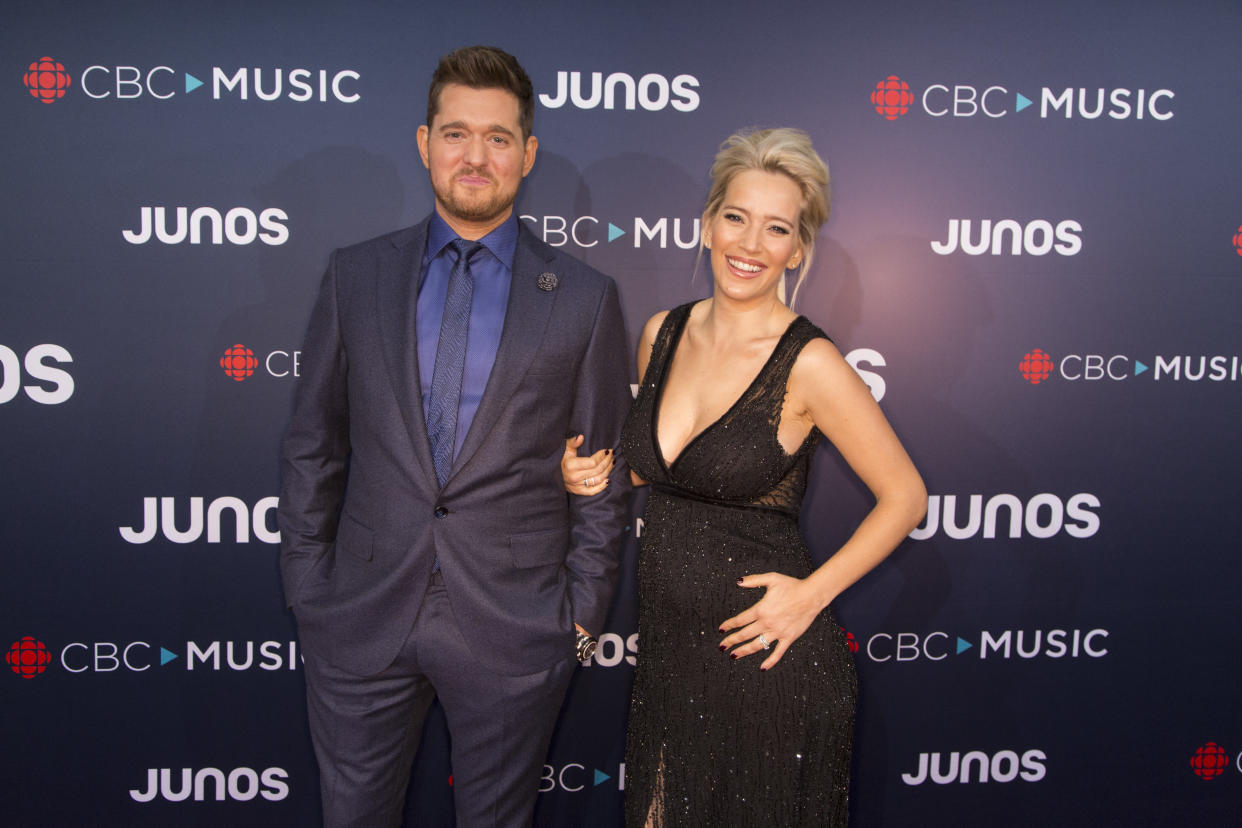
[434,169,515,225]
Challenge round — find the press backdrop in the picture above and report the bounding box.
[4,1,1241,825]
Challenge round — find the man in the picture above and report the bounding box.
[278,45,631,827]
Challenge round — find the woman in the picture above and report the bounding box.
[564,128,926,827]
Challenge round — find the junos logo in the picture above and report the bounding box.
[872,75,1173,121]
[119,496,280,544]
[129,767,290,803]
[930,219,1082,256]
[901,749,1046,785]
[539,71,699,112]
[0,344,74,404]
[580,633,638,667]
[910,492,1100,540]
[123,207,289,246]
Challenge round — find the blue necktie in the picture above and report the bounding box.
[427,239,483,488]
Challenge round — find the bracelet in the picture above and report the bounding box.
[575,631,598,662]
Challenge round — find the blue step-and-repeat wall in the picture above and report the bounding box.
[4,1,1240,825]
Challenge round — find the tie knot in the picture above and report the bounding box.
[450,238,484,263]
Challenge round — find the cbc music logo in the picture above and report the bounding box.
[218,344,301,382]
[21,56,359,104]
[521,213,700,250]
[869,74,1173,121]
[911,492,1100,541]
[1189,742,1242,781]
[538,71,699,112]
[540,763,625,793]
[130,767,290,803]
[859,628,1108,663]
[0,344,74,405]
[119,496,280,544]
[23,56,71,103]
[5,636,52,678]
[901,749,1047,786]
[930,219,1082,256]
[122,206,289,246]
[1020,348,1242,384]
[5,636,301,677]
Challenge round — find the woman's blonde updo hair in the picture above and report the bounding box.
[702,128,830,307]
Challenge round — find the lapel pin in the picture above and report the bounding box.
[537,272,558,292]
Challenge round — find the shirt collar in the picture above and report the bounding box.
[426,210,520,269]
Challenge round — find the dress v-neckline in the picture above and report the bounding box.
[652,304,802,477]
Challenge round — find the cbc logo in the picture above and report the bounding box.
[930,219,1082,256]
[901,749,1047,785]
[130,767,290,803]
[1189,742,1242,781]
[122,206,289,246]
[539,71,699,112]
[0,344,74,405]
[220,345,301,382]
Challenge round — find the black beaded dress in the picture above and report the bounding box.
[620,302,858,828]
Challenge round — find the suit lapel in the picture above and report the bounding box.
[375,219,439,487]
[451,227,557,479]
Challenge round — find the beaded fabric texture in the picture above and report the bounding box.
[620,301,857,828]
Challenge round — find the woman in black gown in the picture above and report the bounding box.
[564,128,926,827]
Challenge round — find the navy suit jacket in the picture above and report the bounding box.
[278,217,632,677]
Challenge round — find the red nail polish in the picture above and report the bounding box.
[730,654,738,660]
[736,577,744,585]
[760,666,768,672]
[719,645,726,652]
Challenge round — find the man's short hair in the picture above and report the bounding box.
[427,45,534,139]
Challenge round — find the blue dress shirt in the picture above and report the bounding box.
[417,211,516,467]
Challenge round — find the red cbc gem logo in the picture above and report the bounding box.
[840,627,859,654]
[1190,742,1230,780]
[1232,225,1242,257]
[220,344,258,381]
[6,636,52,679]
[1019,348,1054,385]
[23,56,72,104]
[871,75,913,121]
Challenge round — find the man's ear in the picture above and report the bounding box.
[522,134,538,177]
[416,125,431,170]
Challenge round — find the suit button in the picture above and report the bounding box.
[433,506,449,519]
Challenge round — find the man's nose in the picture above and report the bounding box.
[462,135,488,166]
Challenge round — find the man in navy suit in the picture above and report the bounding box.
[278,45,631,827]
